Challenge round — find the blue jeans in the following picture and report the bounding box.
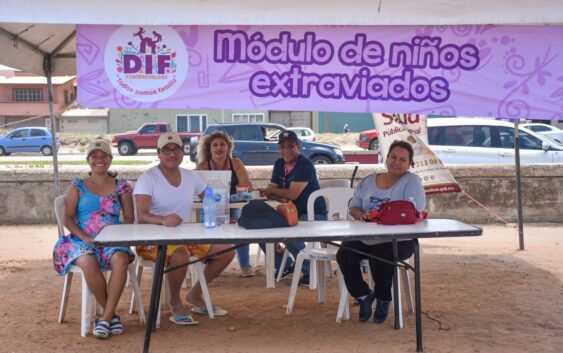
[231,208,250,268]
[259,213,328,276]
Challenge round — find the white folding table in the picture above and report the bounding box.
[94,219,482,353]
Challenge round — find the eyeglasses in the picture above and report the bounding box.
[160,147,183,155]
[88,153,111,160]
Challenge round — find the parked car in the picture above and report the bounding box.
[357,129,379,150]
[428,118,563,164]
[0,127,60,156]
[190,123,345,165]
[521,123,563,144]
[111,122,202,155]
[270,127,317,142]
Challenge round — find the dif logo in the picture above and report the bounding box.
[104,25,188,102]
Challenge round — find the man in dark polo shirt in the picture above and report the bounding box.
[258,130,328,286]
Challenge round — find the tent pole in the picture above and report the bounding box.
[44,55,61,196]
[514,119,524,250]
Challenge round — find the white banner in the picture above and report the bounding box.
[373,113,461,194]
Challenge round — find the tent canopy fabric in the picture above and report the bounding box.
[1,0,563,75]
[2,0,563,26]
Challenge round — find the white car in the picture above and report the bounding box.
[521,123,563,144]
[427,118,563,164]
[270,127,317,142]
[288,127,317,142]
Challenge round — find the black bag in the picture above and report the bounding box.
[238,200,289,229]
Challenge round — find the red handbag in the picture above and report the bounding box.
[367,200,427,225]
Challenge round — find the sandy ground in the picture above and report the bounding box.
[0,224,561,353]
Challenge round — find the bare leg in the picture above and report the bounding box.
[187,244,235,307]
[74,255,108,308]
[101,252,129,321]
[167,247,190,316]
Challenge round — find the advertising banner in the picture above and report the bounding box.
[374,113,461,194]
[77,25,563,119]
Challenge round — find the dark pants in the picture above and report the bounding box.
[336,240,414,301]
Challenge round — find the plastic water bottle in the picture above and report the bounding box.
[209,178,229,225]
[203,187,216,228]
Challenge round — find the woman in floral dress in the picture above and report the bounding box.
[53,140,135,339]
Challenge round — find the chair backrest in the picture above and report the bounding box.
[306,187,355,221]
[54,194,66,238]
[320,179,351,188]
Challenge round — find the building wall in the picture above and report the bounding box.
[0,79,75,128]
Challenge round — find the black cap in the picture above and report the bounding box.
[278,130,300,144]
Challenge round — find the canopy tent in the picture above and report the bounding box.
[1,0,563,76]
[1,0,562,250]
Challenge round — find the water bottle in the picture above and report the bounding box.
[209,178,229,225]
[203,187,216,228]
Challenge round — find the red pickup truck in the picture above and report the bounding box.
[112,122,202,155]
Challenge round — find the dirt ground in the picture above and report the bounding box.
[0,224,561,353]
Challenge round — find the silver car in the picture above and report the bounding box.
[428,118,563,164]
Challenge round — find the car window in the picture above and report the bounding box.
[233,126,259,141]
[444,126,471,146]
[208,126,237,139]
[140,125,156,133]
[471,126,492,147]
[498,127,543,150]
[302,129,311,136]
[264,127,283,141]
[30,129,46,137]
[11,129,28,138]
[428,127,442,145]
[159,125,167,133]
[528,125,550,132]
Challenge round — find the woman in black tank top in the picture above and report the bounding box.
[196,131,254,278]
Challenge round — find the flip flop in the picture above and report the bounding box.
[192,305,228,317]
[169,314,199,326]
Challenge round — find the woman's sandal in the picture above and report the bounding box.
[169,314,199,326]
[93,319,111,339]
[110,315,123,335]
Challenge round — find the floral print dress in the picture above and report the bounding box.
[53,178,135,276]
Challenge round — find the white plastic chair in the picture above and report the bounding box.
[55,195,145,337]
[129,253,215,327]
[319,179,351,188]
[285,187,355,316]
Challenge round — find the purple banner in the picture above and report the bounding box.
[77,25,563,119]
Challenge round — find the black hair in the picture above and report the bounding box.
[387,140,415,167]
[88,170,118,178]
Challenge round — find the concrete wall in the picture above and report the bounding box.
[1,164,562,225]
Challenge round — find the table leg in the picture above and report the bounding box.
[392,239,400,330]
[265,243,275,288]
[143,245,167,353]
[414,240,423,352]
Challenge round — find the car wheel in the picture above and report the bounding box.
[369,138,379,151]
[0,146,5,156]
[311,155,332,164]
[118,141,135,156]
[41,145,53,156]
[183,143,191,155]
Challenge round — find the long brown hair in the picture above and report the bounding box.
[197,130,234,164]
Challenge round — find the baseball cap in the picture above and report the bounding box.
[278,130,300,144]
[86,140,112,157]
[157,132,183,149]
